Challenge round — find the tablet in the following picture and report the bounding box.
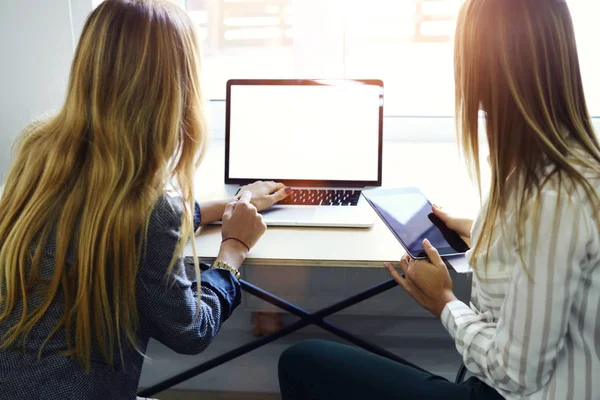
[363,187,470,259]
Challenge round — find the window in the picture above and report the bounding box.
[341,0,460,116]
[91,0,600,117]
[570,1,600,118]
[188,0,600,117]
[187,0,296,100]
[189,0,460,116]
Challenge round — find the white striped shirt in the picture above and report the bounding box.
[441,181,600,399]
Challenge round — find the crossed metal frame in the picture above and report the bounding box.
[138,276,465,397]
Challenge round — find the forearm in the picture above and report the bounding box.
[442,301,533,393]
[198,197,236,226]
[215,239,248,269]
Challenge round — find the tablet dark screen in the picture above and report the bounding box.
[364,188,469,258]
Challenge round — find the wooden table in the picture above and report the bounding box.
[140,138,484,397]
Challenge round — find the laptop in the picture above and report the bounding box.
[225,79,384,228]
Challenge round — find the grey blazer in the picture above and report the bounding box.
[0,195,241,399]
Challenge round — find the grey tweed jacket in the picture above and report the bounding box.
[0,195,241,399]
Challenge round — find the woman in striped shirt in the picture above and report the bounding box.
[279,0,600,399]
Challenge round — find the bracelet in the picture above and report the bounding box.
[222,237,250,252]
[211,260,241,279]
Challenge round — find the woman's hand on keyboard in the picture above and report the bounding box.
[238,181,292,211]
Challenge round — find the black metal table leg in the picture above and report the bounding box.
[241,280,429,374]
[138,278,406,397]
[137,315,315,397]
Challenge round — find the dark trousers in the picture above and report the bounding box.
[278,340,504,400]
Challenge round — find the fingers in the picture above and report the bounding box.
[267,181,285,193]
[432,204,451,223]
[422,239,444,268]
[238,190,252,204]
[385,262,408,291]
[223,200,236,221]
[399,254,411,275]
[433,205,472,236]
[270,187,290,203]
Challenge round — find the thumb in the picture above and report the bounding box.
[432,204,451,223]
[238,190,252,204]
[423,239,444,267]
[271,187,291,203]
[223,200,236,221]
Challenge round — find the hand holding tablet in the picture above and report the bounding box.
[363,187,470,259]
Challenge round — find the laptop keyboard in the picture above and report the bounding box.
[277,189,362,206]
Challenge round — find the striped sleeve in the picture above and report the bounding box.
[441,191,589,396]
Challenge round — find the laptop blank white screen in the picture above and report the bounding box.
[228,83,381,183]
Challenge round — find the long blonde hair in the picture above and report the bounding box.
[455,0,600,271]
[0,0,206,370]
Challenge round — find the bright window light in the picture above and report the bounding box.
[92,0,600,117]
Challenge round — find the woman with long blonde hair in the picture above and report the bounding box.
[279,0,600,399]
[0,1,289,398]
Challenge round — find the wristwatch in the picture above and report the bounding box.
[211,260,241,279]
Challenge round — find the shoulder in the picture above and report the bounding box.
[149,195,184,231]
[520,171,600,262]
[503,160,600,221]
[138,195,187,276]
[144,194,185,248]
[535,166,600,219]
